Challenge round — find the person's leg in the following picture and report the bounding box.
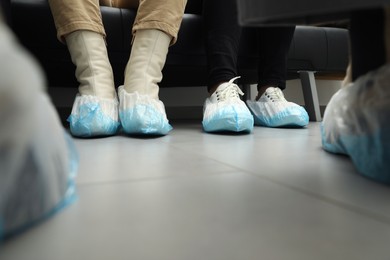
[48,0,119,137]
[131,0,186,45]
[201,0,253,133]
[341,8,386,86]
[111,0,139,9]
[321,7,390,184]
[256,26,295,95]
[203,0,241,93]
[118,0,187,135]
[349,8,385,80]
[48,0,106,42]
[246,26,309,127]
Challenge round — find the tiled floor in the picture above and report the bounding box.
[1,122,390,260]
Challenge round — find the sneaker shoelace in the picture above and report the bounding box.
[216,76,244,102]
[264,87,287,102]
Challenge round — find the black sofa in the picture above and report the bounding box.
[2,0,349,121]
[237,0,390,26]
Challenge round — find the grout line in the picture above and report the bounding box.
[228,165,390,226]
[75,171,240,188]
[170,144,390,226]
[73,124,390,226]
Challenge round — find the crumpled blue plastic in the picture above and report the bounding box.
[321,64,390,184]
[0,18,79,241]
[322,125,390,184]
[1,131,79,240]
[247,101,309,128]
[68,102,119,137]
[120,104,172,135]
[202,103,254,133]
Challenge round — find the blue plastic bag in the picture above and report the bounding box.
[321,64,390,183]
[0,19,78,240]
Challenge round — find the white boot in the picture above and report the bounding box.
[118,29,172,135]
[66,30,119,137]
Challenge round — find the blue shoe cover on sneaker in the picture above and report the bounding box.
[67,95,120,137]
[203,99,254,133]
[321,64,390,184]
[1,93,79,240]
[247,100,309,127]
[119,87,172,135]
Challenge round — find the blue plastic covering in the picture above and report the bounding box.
[0,18,79,241]
[68,96,120,137]
[1,114,79,240]
[119,88,172,136]
[321,64,390,184]
[120,104,173,135]
[202,102,254,133]
[2,133,78,240]
[247,100,309,128]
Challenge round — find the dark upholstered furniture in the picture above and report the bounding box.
[2,0,349,121]
[236,0,390,120]
[237,0,390,26]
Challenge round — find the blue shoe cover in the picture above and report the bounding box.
[67,95,120,137]
[119,87,172,135]
[203,99,254,133]
[1,93,79,240]
[321,64,390,184]
[246,100,309,127]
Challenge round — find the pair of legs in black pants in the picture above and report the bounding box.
[203,0,294,95]
[201,0,309,133]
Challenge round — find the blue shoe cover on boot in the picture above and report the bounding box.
[67,95,120,137]
[118,86,172,135]
[202,99,254,133]
[0,93,79,240]
[321,64,390,184]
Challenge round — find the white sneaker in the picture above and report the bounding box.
[246,87,309,127]
[202,77,254,133]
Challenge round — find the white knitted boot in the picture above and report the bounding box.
[118,29,172,135]
[65,30,119,137]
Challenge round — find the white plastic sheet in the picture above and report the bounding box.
[0,21,78,239]
[321,64,390,183]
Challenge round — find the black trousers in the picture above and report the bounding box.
[350,8,386,81]
[203,0,295,92]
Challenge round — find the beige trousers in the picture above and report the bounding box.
[48,0,187,45]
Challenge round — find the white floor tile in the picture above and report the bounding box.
[170,123,390,219]
[1,122,389,260]
[2,174,390,260]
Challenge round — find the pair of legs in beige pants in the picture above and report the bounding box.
[48,0,187,137]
